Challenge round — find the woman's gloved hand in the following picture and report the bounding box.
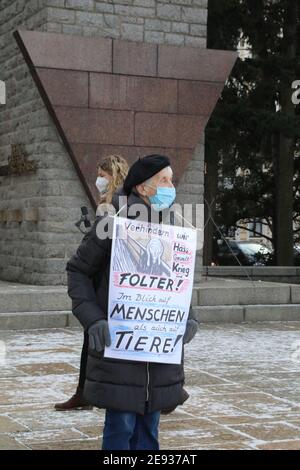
[183,318,198,344]
[88,319,111,352]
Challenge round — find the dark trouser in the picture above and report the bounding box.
[78,331,89,390]
[102,409,160,451]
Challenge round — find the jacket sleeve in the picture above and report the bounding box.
[188,305,199,323]
[66,215,112,330]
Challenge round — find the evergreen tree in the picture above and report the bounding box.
[205,0,300,266]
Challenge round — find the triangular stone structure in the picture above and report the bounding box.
[14,30,237,209]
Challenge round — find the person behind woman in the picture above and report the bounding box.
[54,154,129,411]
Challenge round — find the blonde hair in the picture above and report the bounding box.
[97,154,129,205]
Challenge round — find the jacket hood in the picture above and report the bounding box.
[111,185,141,213]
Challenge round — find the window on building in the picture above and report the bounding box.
[248,219,262,238]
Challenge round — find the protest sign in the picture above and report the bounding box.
[104,216,197,364]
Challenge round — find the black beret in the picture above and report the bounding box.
[123,154,171,195]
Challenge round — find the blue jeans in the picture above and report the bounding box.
[102,409,160,450]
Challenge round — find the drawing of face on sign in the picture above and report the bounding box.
[135,238,170,277]
[147,239,163,267]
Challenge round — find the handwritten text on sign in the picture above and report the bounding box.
[104,217,197,364]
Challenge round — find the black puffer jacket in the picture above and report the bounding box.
[66,188,194,415]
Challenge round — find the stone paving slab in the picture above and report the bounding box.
[0,323,300,450]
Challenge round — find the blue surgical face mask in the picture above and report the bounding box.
[148,186,176,211]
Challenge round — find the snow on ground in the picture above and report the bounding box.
[0,322,300,450]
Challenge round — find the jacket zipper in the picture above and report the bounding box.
[146,362,150,401]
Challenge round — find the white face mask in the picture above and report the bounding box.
[95,176,109,194]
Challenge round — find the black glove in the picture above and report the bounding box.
[183,319,198,344]
[88,320,111,352]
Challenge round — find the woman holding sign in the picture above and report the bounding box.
[66,154,199,449]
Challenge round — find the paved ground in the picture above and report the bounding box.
[1,322,300,450]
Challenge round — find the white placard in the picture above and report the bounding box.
[104,216,197,364]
